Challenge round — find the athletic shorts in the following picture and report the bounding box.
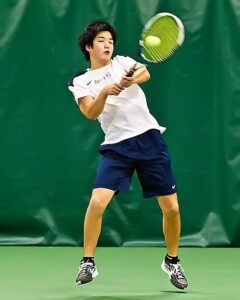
[93,129,177,198]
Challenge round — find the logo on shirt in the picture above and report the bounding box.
[94,72,112,85]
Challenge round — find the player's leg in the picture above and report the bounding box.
[76,188,115,285]
[136,160,188,289]
[76,156,134,285]
[84,188,115,257]
[157,193,180,257]
[135,130,188,289]
[157,193,188,289]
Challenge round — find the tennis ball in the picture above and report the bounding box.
[145,35,161,47]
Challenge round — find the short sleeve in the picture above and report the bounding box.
[68,77,91,104]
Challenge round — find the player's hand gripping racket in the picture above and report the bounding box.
[126,12,185,76]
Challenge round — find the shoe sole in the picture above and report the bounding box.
[161,261,187,290]
[76,269,99,286]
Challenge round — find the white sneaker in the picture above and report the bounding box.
[161,259,188,289]
[76,260,99,285]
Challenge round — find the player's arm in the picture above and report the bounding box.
[120,63,150,87]
[78,83,124,120]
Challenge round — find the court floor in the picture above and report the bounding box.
[0,247,239,300]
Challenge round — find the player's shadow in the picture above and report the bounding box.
[58,291,188,300]
[160,290,187,293]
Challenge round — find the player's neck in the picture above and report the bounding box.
[90,58,110,70]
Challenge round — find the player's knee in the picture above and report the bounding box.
[163,204,180,219]
[88,196,107,216]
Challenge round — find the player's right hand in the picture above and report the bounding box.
[103,83,124,96]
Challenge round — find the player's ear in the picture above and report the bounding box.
[86,44,91,52]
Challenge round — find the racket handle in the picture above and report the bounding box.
[126,64,146,77]
[126,69,135,77]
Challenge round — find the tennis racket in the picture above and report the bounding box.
[126,12,184,76]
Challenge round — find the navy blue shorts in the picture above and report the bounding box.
[93,129,177,198]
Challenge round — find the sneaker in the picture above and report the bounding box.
[76,260,99,285]
[161,259,188,289]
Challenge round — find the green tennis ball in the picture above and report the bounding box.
[145,35,161,47]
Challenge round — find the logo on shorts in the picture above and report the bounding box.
[172,185,176,189]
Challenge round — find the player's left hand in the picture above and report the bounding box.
[119,76,134,88]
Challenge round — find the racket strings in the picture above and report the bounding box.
[146,25,178,61]
[142,16,182,62]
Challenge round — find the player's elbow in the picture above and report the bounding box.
[79,106,97,120]
[140,68,151,82]
[85,111,98,120]
[87,114,98,121]
[145,70,151,81]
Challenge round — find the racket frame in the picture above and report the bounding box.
[139,12,185,63]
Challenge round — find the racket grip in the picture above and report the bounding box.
[126,69,135,77]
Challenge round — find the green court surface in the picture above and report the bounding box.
[0,247,239,300]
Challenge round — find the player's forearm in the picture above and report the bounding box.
[86,91,108,120]
[132,68,151,84]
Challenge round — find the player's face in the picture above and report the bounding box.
[88,31,114,64]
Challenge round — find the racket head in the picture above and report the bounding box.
[139,12,185,63]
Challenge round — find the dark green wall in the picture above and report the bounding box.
[0,0,239,246]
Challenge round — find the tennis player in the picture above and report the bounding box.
[68,20,188,290]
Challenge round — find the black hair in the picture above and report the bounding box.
[78,20,117,61]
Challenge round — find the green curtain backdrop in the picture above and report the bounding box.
[0,0,239,246]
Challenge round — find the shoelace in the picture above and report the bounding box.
[80,262,93,276]
[172,263,185,279]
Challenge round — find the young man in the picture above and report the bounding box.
[68,20,188,289]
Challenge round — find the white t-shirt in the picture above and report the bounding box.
[68,55,166,144]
